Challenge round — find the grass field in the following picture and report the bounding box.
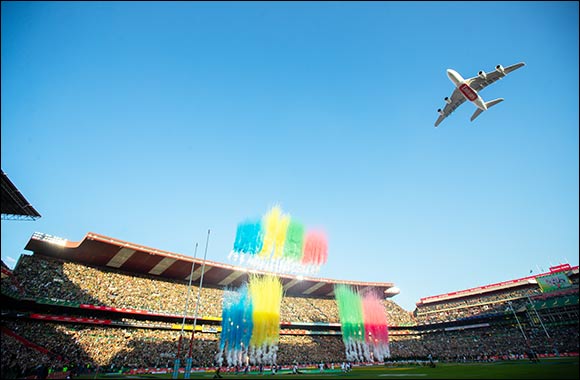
[76,357,579,379]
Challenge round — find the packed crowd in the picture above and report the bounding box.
[389,323,579,361]
[1,319,348,374]
[2,315,577,376]
[413,287,545,324]
[2,255,577,377]
[1,329,57,379]
[18,254,573,329]
[277,335,346,364]
[1,320,220,375]
[383,300,416,326]
[11,255,225,318]
[10,254,414,326]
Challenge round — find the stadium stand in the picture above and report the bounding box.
[1,231,578,378]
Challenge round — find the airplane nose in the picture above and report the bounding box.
[446,69,463,86]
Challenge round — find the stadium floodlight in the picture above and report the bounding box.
[32,232,67,247]
[384,287,400,296]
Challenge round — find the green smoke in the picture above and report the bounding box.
[334,284,365,343]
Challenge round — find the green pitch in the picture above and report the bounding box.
[77,357,579,379]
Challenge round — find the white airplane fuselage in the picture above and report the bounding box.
[447,69,487,111]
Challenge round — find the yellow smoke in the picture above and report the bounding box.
[249,275,283,347]
[258,206,289,259]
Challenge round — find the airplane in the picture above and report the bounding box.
[434,62,525,127]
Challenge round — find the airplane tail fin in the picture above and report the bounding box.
[470,98,504,122]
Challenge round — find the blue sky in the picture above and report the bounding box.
[1,1,578,311]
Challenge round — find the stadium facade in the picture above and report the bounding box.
[1,231,578,378]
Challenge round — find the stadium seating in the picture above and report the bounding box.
[1,253,578,378]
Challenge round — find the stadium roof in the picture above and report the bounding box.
[24,232,399,298]
[1,170,41,221]
[417,264,579,306]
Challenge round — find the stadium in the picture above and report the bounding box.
[1,171,579,379]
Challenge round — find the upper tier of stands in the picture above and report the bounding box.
[9,254,416,326]
[9,253,577,327]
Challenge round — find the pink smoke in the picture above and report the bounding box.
[361,291,390,345]
[301,231,328,265]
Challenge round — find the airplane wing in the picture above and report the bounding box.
[466,62,525,92]
[434,88,466,127]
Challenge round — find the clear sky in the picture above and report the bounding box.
[1,1,578,311]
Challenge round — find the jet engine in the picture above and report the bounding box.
[437,109,444,116]
[444,97,452,104]
[495,64,505,75]
[478,70,487,79]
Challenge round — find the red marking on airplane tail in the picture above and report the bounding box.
[459,84,478,101]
